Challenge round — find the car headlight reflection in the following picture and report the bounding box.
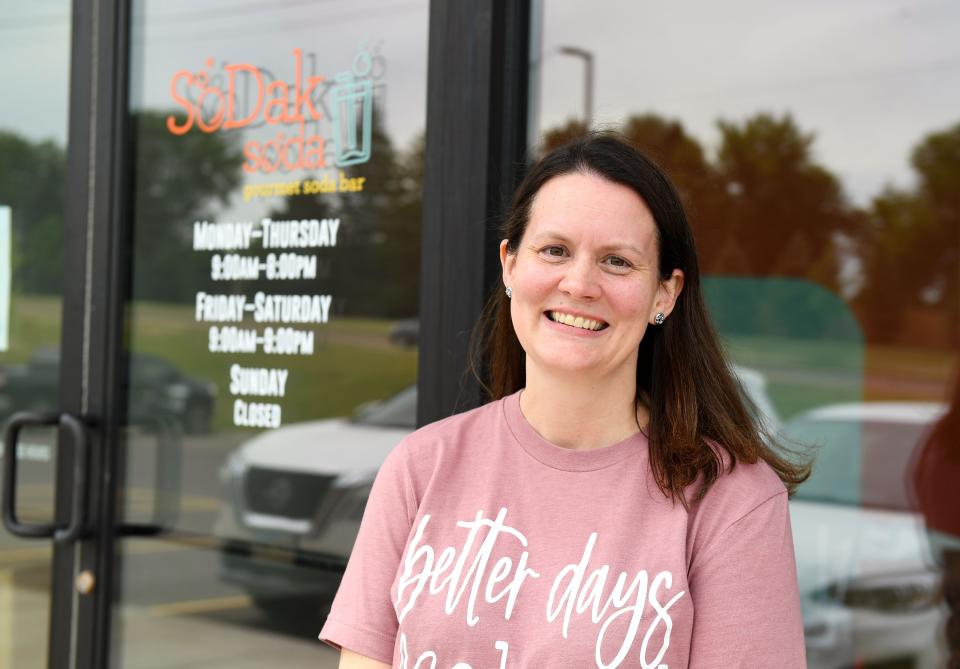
[813,570,942,613]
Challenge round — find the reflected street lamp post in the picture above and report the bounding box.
[558,45,594,129]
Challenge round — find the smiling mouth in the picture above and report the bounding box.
[546,310,609,331]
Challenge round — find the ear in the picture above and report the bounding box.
[651,269,684,322]
[499,239,515,288]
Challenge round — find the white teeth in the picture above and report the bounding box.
[549,311,606,331]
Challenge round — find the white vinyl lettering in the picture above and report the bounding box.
[396,507,686,669]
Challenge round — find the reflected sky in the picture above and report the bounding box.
[536,0,960,206]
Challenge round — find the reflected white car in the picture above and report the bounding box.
[214,386,415,606]
[786,402,947,668]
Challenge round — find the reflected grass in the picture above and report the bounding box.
[724,334,955,420]
[1,294,61,362]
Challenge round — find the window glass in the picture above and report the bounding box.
[534,2,960,665]
[0,1,71,666]
[115,2,428,663]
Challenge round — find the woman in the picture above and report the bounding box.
[320,132,809,668]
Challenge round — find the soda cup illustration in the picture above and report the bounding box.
[331,50,374,167]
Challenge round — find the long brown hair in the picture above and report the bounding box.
[468,131,810,508]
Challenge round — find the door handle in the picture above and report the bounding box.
[2,411,89,543]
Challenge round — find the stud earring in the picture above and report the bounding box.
[654,312,665,325]
[505,286,513,299]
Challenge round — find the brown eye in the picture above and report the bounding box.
[542,246,566,257]
[605,255,630,269]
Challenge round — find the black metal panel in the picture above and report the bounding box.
[418,0,531,425]
[48,0,93,663]
[53,0,132,666]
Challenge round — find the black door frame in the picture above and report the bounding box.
[46,0,530,666]
[51,0,132,665]
[418,0,531,424]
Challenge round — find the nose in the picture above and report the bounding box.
[558,255,601,299]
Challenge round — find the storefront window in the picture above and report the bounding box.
[533,2,959,666]
[0,2,71,666]
[115,1,428,664]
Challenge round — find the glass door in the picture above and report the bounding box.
[0,3,74,667]
[109,1,429,666]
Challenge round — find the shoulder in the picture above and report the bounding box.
[699,444,787,513]
[684,444,788,562]
[365,398,506,522]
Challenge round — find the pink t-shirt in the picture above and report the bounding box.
[320,390,806,668]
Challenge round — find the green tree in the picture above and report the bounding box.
[0,130,66,294]
[129,110,243,303]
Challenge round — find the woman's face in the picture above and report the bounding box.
[500,171,684,382]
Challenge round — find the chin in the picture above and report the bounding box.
[534,350,605,375]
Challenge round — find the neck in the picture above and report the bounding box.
[519,363,648,451]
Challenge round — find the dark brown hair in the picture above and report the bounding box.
[468,131,810,507]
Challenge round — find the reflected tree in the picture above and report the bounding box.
[539,119,588,155]
[856,187,933,342]
[0,130,66,294]
[912,123,960,343]
[268,113,422,318]
[129,110,243,303]
[715,113,857,290]
[337,112,420,318]
[856,122,960,345]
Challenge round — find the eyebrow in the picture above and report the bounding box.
[530,231,646,257]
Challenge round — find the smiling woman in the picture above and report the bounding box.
[475,133,811,489]
[319,132,811,668]
[498,170,684,444]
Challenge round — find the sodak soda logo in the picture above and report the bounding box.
[166,48,377,174]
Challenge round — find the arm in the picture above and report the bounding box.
[339,648,391,669]
[687,491,806,668]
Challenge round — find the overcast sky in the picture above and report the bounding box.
[4,0,960,211]
[536,0,960,206]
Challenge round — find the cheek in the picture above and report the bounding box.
[514,262,559,300]
[606,281,654,321]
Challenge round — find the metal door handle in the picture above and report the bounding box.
[2,411,89,543]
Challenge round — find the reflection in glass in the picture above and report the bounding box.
[215,389,414,620]
[115,1,429,664]
[535,1,959,665]
[0,2,71,666]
